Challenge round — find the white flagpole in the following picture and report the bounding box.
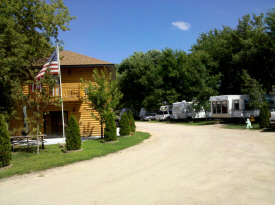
[57,45,65,141]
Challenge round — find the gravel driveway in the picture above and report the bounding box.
[1,122,275,205]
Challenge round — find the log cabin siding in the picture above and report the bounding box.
[9,66,112,137]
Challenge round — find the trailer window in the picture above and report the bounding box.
[222,101,227,113]
[212,102,217,114]
[217,102,221,114]
[234,100,239,110]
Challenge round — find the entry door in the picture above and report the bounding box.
[44,111,68,136]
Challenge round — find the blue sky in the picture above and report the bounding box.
[59,0,275,64]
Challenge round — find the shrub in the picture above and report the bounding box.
[128,110,136,133]
[66,115,82,150]
[119,112,130,136]
[0,114,11,167]
[104,113,117,141]
[259,104,270,128]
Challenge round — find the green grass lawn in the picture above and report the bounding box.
[0,132,150,179]
[222,122,261,130]
[145,119,274,131]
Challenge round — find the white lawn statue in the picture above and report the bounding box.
[246,118,253,129]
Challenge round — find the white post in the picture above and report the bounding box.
[57,45,65,141]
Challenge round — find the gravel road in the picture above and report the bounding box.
[0,122,275,205]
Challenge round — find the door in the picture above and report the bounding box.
[44,111,68,137]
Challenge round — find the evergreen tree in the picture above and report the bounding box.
[128,110,136,133]
[104,113,117,141]
[66,115,82,150]
[259,104,270,128]
[0,114,11,167]
[119,112,130,136]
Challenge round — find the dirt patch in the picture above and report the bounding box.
[0,122,274,205]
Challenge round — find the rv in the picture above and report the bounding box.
[172,101,193,120]
[172,101,209,120]
[209,95,260,119]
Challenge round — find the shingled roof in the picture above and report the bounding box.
[59,50,113,66]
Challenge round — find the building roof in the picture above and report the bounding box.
[59,50,113,66]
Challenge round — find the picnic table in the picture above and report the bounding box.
[10,135,47,151]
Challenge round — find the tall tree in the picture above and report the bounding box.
[84,68,122,139]
[117,50,162,111]
[0,0,76,115]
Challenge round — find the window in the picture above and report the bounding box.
[222,101,227,114]
[217,102,221,114]
[212,102,217,114]
[234,100,239,110]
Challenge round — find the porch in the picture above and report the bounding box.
[29,83,86,101]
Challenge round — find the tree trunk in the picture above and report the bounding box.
[101,123,103,139]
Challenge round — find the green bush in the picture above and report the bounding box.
[128,110,136,133]
[0,114,11,167]
[104,113,117,141]
[259,104,270,128]
[66,115,82,150]
[119,112,130,136]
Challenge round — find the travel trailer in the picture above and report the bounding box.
[209,95,260,119]
[172,101,209,120]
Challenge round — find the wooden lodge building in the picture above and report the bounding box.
[9,51,116,137]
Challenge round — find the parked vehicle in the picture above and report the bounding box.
[141,113,156,121]
[155,105,173,121]
[139,108,156,119]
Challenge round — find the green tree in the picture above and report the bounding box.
[24,68,61,155]
[0,0,76,115]
[84,68,122,139]
[66,115,82,150]
[119,112,130,136]
[117,50,162,111]
[191,9,275,94]
[0,114,11,167]
[104,113,117,141]
[128,110,136,133]
[241,70,266,109]
[259,104,270,128]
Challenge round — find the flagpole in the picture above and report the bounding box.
[57,45,65,141]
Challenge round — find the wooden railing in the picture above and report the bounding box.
[29,83,86,101]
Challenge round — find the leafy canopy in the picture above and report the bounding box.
[0,0,76,114]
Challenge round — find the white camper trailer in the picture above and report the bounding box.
[172,101,208,120]
[209,95,260,119]
[172,101,193,120]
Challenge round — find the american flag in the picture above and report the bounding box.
[31,50,59,91]
[35,50,59,80]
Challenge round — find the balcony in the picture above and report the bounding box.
[29,83,86,101]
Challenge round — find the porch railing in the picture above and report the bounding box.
[29,83,86,101]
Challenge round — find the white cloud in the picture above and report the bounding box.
[172,21,191,31]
